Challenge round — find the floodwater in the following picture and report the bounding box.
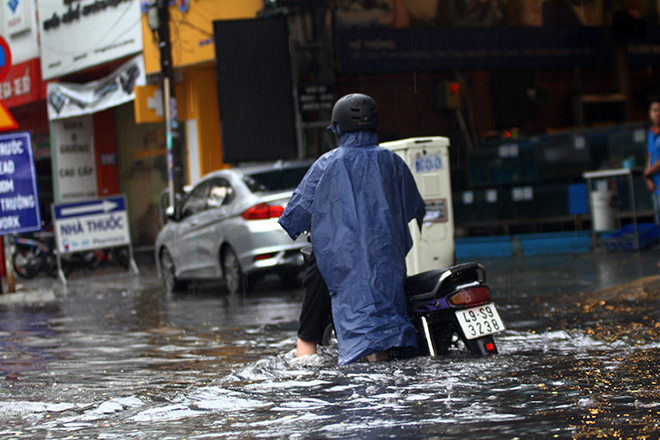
[2,251,660,439]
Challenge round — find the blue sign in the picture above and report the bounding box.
[53,196,126,220]
[52,195,131,253]
[0,131,41,234]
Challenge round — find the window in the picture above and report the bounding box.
[180,183,209,218]
[207,179,233,208]
[243,165,311,193]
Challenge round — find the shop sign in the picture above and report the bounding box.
[0,58,46,108]
[46,54,145,121]
[0,131,42,234]
[52,114,98,202]
[38,0,144,80]
[52,195,130,253]
[336,27,606,73]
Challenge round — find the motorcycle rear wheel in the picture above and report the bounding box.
[114,247,130,269]
[45,255,74,278]
[13,249,41,279]
[320,318,336,347]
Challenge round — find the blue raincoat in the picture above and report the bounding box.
[279,130,426,364]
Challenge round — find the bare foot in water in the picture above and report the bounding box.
[366,350,389,362]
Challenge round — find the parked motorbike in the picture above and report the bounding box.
[320,261,505,357]
[78,246,131,270]
[11,232,72,279]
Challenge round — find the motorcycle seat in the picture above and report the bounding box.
[405,262,484,301]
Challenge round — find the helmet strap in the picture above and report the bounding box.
[328,122,342,140]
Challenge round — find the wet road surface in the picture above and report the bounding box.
[2,250,660,439]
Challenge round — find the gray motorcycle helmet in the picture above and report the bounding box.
[331,93,379,133]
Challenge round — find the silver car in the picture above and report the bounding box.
[155,160,313,293]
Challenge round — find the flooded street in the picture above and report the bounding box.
[2,251,660,439]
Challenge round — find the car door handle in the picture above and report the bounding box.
[190,219,199,227]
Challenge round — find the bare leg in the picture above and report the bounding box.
[296,338,317,357]
[366,350,389,362]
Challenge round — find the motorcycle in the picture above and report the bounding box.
[320,260,505,357]
[78,246,131,271]
[11,232,73,279]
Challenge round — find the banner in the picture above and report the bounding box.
[46,55,145,121]
[38,0,143,80]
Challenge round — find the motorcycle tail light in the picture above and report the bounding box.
[485,342,496,352]
[448,286,491,307]
[241,203,284,220]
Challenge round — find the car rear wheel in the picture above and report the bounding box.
[160,248,186,292]
[222,246,244,294]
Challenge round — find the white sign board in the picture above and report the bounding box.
[37,0,143,80]
[52,195,130,253]
[52,114,98,202]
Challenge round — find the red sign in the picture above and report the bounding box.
[0,36,11,82]
[0,59,46,109]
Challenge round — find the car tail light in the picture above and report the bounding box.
[241,203,284,220]
[448,286,491,307]
[254,253,276,261]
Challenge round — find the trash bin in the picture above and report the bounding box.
[590,180,619,231]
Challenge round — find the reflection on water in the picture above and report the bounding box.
[1,267,660,439]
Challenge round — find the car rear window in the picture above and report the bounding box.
[243,166,311,193]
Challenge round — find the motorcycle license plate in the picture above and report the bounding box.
[456,303,505,340]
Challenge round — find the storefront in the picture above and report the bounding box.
[124,0,261,245]
[36,0,147,241]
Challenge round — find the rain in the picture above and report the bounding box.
[3,0,660,439]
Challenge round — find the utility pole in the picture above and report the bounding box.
[156,0,177,208]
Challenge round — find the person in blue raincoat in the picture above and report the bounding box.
[279,93,426,364]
